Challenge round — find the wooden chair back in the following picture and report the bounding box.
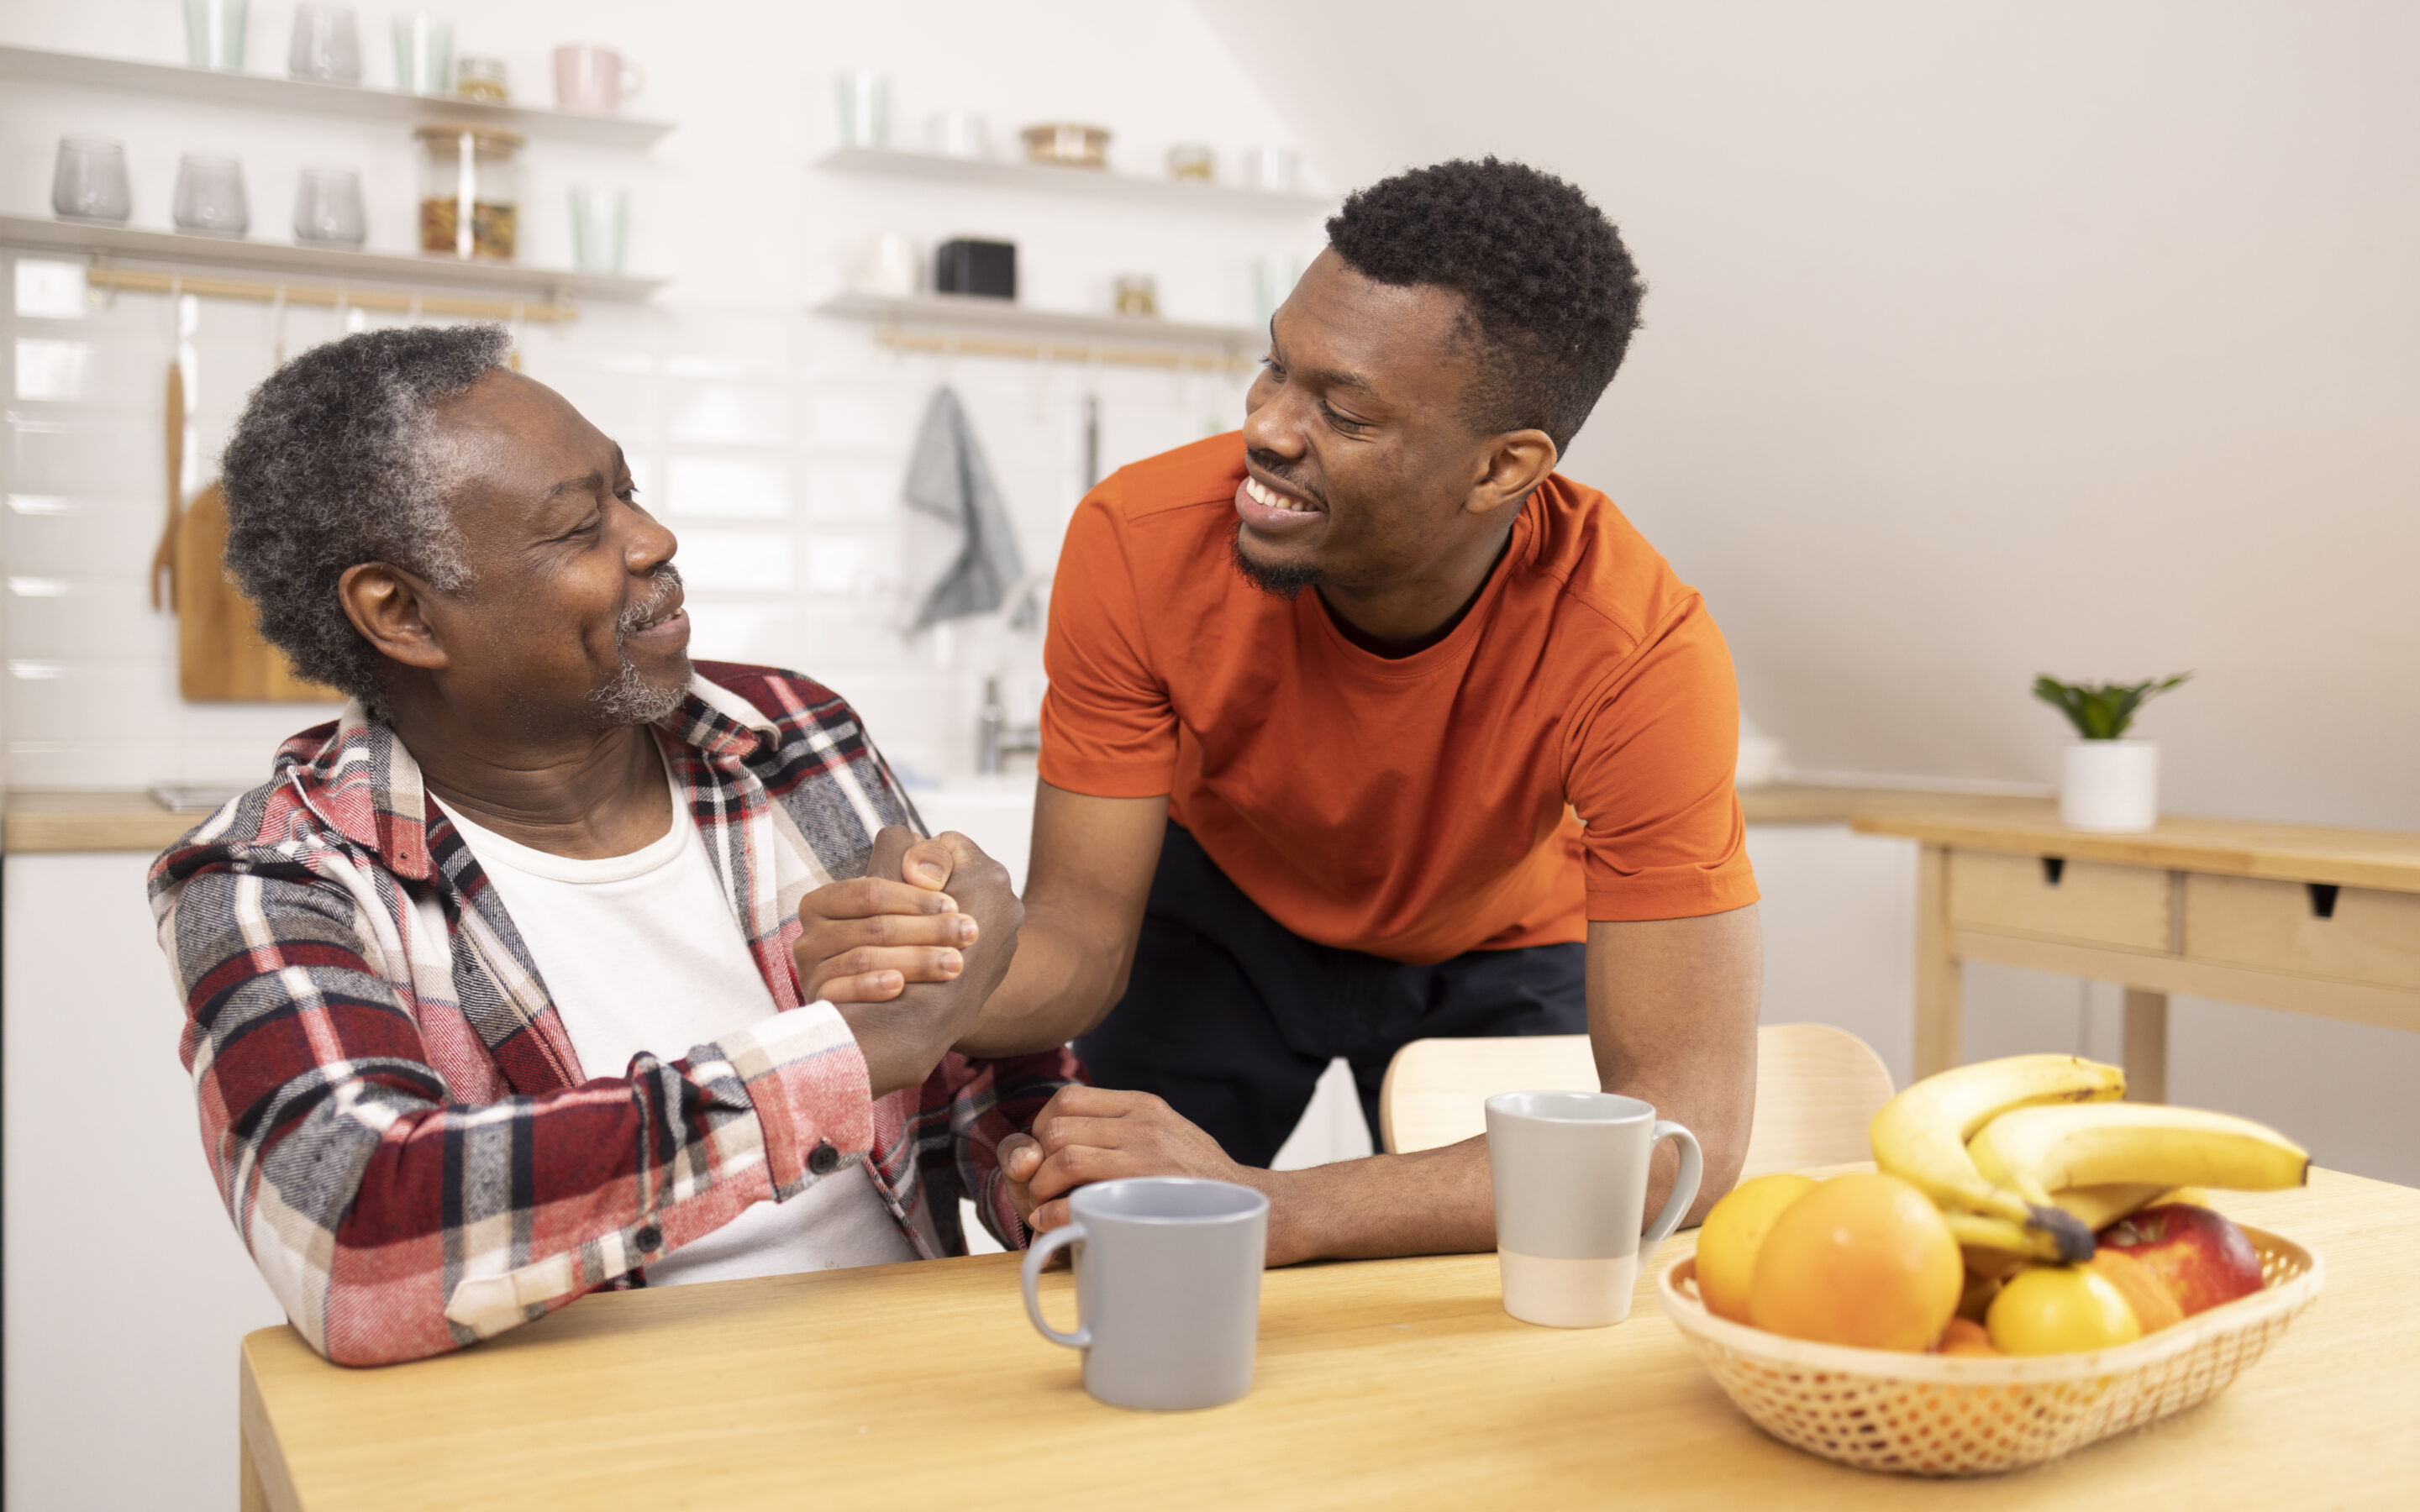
[1376,1022,1896,1177]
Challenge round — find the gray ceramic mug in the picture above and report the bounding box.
[1020,1177,1268,1410]
[1486,1090,1702,1327]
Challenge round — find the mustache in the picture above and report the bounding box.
[617,564,682,636]
[1244,448,1327,508]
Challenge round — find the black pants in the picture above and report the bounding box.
[1075,822,1587,1168]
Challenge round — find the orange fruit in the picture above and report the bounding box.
[1935,1317,2001,1357]
[1986,1264,2143,1355]
[1695,1173,1817,1323]
[1749,1173,1963,1352]
[2088,1248,2185,1333]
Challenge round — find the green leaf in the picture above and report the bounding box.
[2032,672,2190,739]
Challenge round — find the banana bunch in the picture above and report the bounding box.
[1870,1054,2124,1262]
[1870,1053,2311,1264]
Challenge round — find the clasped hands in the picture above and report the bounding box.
[792,825,1277,1251]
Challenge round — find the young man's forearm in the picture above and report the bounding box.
[1245,1063,1752,1268]
[950,895,1133,1057]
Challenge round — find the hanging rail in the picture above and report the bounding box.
[82,263,577,323]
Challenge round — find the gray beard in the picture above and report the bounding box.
[590,565,689,726]
[591,657,687,725]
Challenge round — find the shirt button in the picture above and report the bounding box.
[634,1225,663,1252]
[807,1141,841,1176]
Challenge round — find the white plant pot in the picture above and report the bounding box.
[2060,740,2160,832]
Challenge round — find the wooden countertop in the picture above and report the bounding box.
[3,790,206,854]
[238,1168,2417,1509]
[1853,797,2420,894]
[3,782,1984,854]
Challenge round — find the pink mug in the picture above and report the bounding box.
[553,44,643,113]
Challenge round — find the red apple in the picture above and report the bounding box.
[2097,1204,2264,1317]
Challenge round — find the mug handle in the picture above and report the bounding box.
[619,60,646,100]
[1020,1222,1092,1349]
[1638,1121,1703,1250]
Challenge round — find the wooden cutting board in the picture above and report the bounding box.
[170,481,339,702]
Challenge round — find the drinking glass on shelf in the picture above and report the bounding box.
[173,155,250,237]
[287,4,361,83]
[569,186,627,273]
[925,111,991,160]
[455,55,508,102]
[392,13,454,97]
[834,69,890,148]
[1166,143,1216,182]
[184,0,248,71]
[51,137,133,224]
[1241,146,1302,193]
[294,167,366,247]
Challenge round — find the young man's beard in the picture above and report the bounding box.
[1228,527,1324,601]
[591,564,689,726]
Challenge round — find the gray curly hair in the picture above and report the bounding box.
[220,323,513,709]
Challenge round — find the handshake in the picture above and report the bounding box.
[790,825,1275,1247]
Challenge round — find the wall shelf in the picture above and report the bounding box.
[813,292,1263,370]
[0,214,664,303]
[815,146,1330,217]
[0,44,672,150]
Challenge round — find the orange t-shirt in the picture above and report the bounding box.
[1039,433,1757,965]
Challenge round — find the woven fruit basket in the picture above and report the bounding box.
[1657,1225,2323,1476]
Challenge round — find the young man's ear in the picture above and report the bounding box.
[338,563,448,672]
[1470,428,1559,519]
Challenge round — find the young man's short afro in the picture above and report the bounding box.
[1325,157,1644,453]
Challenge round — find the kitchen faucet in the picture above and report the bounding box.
[976,675,1041,774]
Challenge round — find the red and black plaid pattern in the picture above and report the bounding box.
[151,662,1076,1366]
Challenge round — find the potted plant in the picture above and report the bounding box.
[2033,673,2189,832]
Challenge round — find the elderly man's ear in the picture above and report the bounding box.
[338,562,449,672]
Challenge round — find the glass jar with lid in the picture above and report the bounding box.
[413,124,522,261]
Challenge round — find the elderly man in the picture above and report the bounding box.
[152,323,1058,1367]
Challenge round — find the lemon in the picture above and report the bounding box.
[1986,1264,2144,1355]
[1695,1173,1816,1322]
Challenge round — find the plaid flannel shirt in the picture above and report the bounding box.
[150,660,1076,1367]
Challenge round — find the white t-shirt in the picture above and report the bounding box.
[434,767,916,1285]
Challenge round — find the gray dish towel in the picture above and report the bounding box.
[902,386,1025,630]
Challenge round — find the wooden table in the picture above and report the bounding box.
[239,1168,2417,1509]
[1852,800,2420,1096]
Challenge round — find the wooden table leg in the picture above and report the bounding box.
[1915,843,1961,1078]
[2123,989,2169,1103]
[241,1430,269,1512]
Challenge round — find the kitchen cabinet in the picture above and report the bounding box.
[3,851,285,1512]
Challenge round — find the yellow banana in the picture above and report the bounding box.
[1941,1210,2065,1261]
[1869,1053,2126,1263]
[1967,1102,2310,1208]
[2043,1182,2171,1231]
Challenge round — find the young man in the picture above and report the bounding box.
[153,325,1058,1365]
[799,159,1764,1267]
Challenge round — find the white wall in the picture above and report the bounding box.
[1192,0,2420,831]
